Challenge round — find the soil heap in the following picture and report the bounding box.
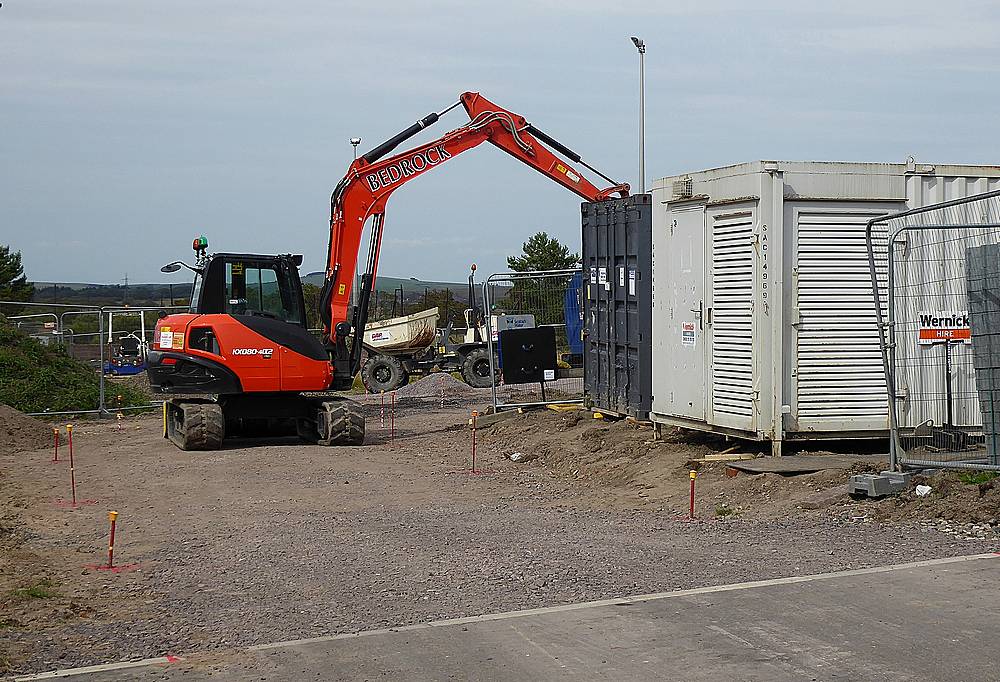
[394,372,481,399]
[0,404,53,453]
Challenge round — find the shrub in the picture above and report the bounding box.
[0,316,147,413]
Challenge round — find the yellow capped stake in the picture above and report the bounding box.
[688,470,697,519]
[106,511,119,569]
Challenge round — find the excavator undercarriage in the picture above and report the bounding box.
[163,395,364,451]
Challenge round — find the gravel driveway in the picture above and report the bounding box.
[4,398,997,675]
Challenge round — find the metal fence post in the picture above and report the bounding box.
[482,281,499,413]
[98,307,107,416]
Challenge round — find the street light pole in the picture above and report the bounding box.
[630,36,646,194]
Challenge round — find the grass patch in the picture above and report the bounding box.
[957,471,1000,485]
[11,578,57,600]
[715,503,736,517]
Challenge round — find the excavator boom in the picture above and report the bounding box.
[321,91,629,386]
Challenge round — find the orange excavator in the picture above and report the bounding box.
[149,92,629,449]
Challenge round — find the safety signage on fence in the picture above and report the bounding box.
[917,310,971,345]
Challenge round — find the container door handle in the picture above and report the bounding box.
[691,300,704,330]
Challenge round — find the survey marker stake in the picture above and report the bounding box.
[471,410,479,474]
[85,510,139,573]
[68,424,77,507]
[107,510,118,568]
[52,428,60,463]
[689,470,697,520]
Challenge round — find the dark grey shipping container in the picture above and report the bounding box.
[582,194,652,418]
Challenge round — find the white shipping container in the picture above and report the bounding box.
[650,160,1000,454]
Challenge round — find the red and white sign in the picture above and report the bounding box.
[918,311,971,345]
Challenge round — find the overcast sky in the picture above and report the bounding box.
[2,0,999,285]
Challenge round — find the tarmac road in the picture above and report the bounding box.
[19,553,1000,682]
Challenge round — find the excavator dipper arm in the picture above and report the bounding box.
[321,91,629,387]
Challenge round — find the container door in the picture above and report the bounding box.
[582,195,653,418]
[790,203,900,432]
[709,208,756,430]
[666,205,707,419]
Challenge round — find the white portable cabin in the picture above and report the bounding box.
[650,160,1000,454]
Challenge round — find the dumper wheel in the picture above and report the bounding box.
[361,355,406,393]
[461,347,495,389]
[165,401,225,451]
[316,399,365,446]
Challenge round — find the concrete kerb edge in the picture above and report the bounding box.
[13,656,176,681]
[16,553,1000,680]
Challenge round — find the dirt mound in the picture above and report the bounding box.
[481,410,896,517]
[394,372,481,399]
[483,410,716,493]
[856,471,1000,524]
[0,404,53,453]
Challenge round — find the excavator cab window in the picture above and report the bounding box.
[195,254,307,328]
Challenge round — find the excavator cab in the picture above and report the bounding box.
[191,252,308,327]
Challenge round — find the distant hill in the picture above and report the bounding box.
[302,272,469,296]
[30,274,472,308]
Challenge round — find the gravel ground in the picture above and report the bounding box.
[3,399,998,676]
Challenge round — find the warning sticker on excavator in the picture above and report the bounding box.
[338,284,346,295]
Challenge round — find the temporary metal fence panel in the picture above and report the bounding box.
[581,194,652,419]
[483,269,584,411]
[1,300,182,416]
[867,190,1000,471]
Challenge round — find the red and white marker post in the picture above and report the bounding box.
[471,410,479,474]
[67,424,77,507]
[688,470,697,520]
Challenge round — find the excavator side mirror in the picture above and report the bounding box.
[160,262,182,273]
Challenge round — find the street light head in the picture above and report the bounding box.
[630,36,645,52]
[350,137,362,146]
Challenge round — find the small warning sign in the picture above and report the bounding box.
[681,322,696,347]
[918,311,971,345]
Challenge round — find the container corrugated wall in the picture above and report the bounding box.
[582,194,652,419]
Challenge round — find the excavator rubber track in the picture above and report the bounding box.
[163,396,365,450]
[164,399,226,451]
[315,399,366,446]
